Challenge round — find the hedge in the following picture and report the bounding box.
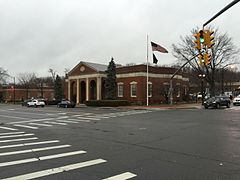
[85,100,130,107]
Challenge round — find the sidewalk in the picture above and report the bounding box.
[122,102,203,110]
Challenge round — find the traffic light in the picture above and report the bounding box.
[193,32,201,50]
[199,30,205,44]
[204,53,211,65]
[198,54,205,66]
[204,30,214,48]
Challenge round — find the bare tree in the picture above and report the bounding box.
[18,73,37,99]
[0,67,9,84]
[48,68,56,84]
[172,27,240,96]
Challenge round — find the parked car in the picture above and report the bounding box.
[57,100,76,108]
[203,96,231,109]
[233,95,240,106]
[22,99,31,106]
[27,99,45,107]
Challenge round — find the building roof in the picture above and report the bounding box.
[81,61,108,72]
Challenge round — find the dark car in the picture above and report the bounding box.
[57,100,76,108]
[203,96,231,109]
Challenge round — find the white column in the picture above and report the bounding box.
[97,77,102,100]
[76,79,79,104]
[68,80,71,100]
[86,78,89,101]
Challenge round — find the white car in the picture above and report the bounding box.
[27,99,45,107]
[233,95,240,106]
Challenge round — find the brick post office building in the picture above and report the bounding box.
[65,61,190,105]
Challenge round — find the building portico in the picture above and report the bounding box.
[65,62,107,104]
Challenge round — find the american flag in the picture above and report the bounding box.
[151,41,168,53]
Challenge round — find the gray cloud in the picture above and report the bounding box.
[0,0,239,77]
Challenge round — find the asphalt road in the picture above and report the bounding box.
[0,104,240,180]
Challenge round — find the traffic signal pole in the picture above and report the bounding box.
[203,0,240,27]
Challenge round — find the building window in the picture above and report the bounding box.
[148,82,152,97]
[130,81,137,97]
[118,83,124,97]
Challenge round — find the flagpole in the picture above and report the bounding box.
[146,35,149,106]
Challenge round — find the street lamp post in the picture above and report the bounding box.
[199,74,206,105]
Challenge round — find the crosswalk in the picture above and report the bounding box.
[1,110,151,131]
[0,130,137,179]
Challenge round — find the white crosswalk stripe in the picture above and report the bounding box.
[0,133,34,139]
[2,159,107,180]
[29,123,53,127]
[0,126,18,131]
[102,172,137,180]
[13,124,38,129]
[0,131,25,136]
[0,137,38,143]
[0,150,86,167]
[56,120,79,124]
[0,140,60,149]
[44,121,67,125]
[0,144,71,156]
[77,116,101,120]
[68,119,91,123]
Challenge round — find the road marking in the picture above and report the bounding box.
[44,121,67,125]
[58,113,67,115]
[87,116,110,119]
[77,117,101,121]
[29,123,53,127]
[0,131,25,136]
[56,120,79,124]
[3,158,106,180]
[102,172,137,180]
[13,124,39,129]
[71,113,93,117]
[0,137,38,143]
[0,114,28,120]
[1,110,56,117]
[68,119,91,123]
[0,150,86,167]
[0,126,18,131]
[99,115,117,118]
[0,133,34,139]
[55,116,70,119]
[0,140,60,149]
[0,144,71,156]
[7,118,55,124]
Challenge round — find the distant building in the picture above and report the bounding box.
[65,61,190,105]
[0,84,54,102]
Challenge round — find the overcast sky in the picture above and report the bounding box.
[0,0,239,78]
